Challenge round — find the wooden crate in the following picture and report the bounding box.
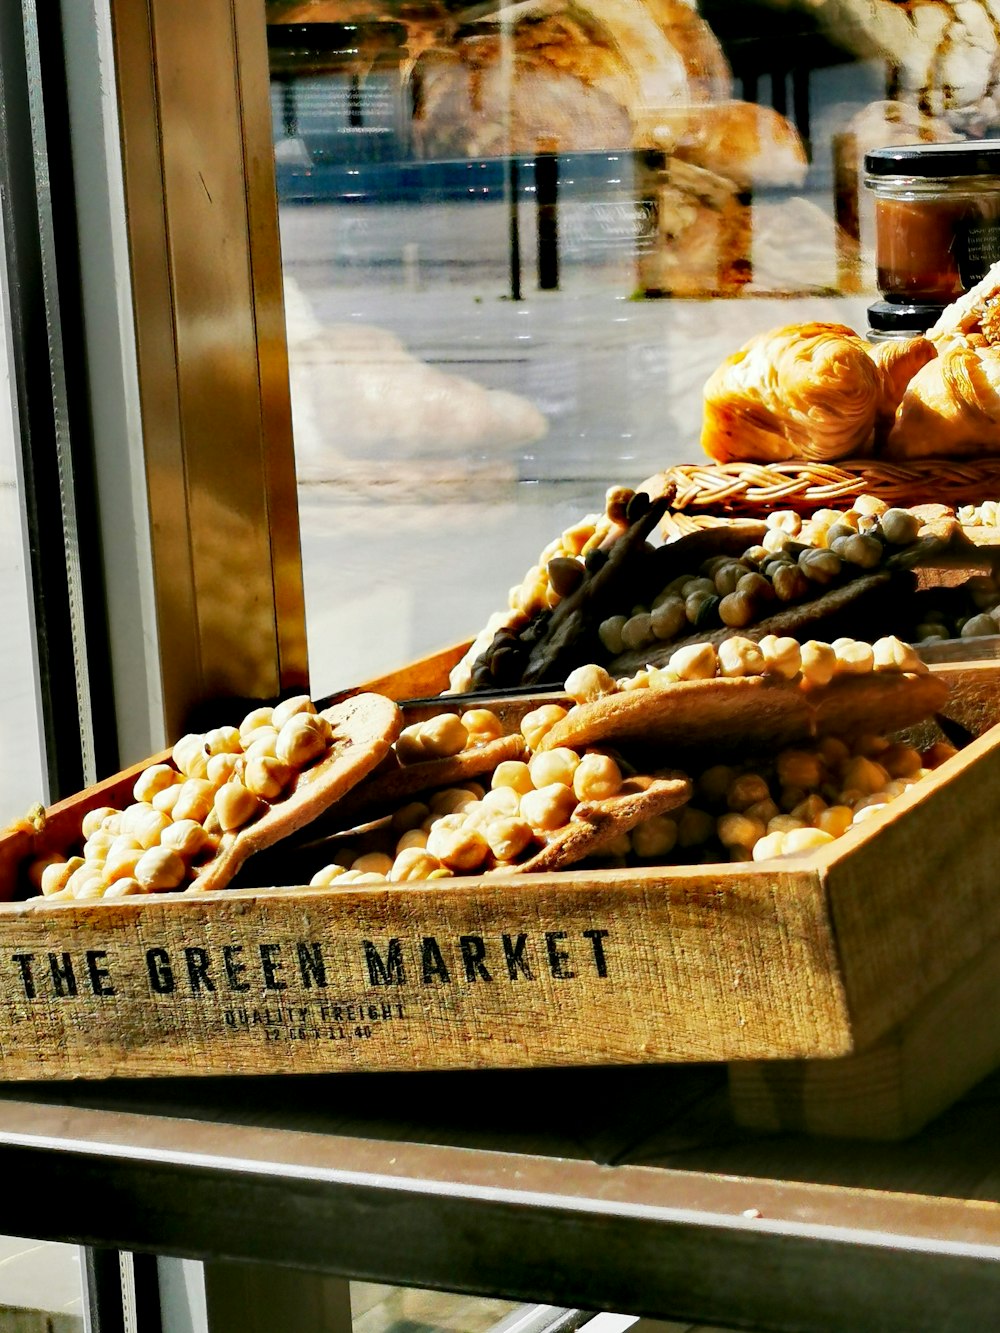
[0,653,998,1093]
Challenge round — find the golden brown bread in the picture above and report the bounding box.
[701,322,884,463]
[191,693,402,893]
[538,671,949,756]
[884,343,1000,460]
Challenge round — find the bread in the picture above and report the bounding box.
[701,322,884,463]
[192,693,402,893]
[537,670,949,757]
[885,342,1000,459]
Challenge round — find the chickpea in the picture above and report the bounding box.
[668,642,718,681]
[521,704,569,752]
[461,709,504,744]
[564,663,616,704]
[479,786,521,819]
[310,864,349,887]
[419,713,469,759]
[81,806,120,839]
[239,706,274,741]
[203,725,242,757]
[676,806,714,847]
[213,782,265,833]
[771,564,810,603]
[776,749,824,790]
[484,817,534,863]
[766,509,802,534]
[840,756,890,796]
[718,591,756,629]
[713,562,748,597]
[26,852,64,893]
[798,549,842,585]
[768,814,806,834]
[396,828,429,853]
[872,636,926,673]
[717,812,766,850]
[387,802,429,838]
[352,853,393,878]
[529,747,580,790]
[631,815,678,859]
[853,494,888,518]
[519,783,578,832]
[390,848,446,882]
[598,615,628,656]
[727,773,770,812]
[650,596,687,642]
[133,764,179,804]
[717,637,766,678]
[753,831,787,861]
[832,639,875,675]
[41,857,81,897]
[103,878,142,899]
[744,797,781,826]
[206,752,242,788]
[425,823,490,874]
[790,793,828,824]
[880,508,921,546]
[275,714,329,769]
[572,752,622,802]
[685,589,719,627]
[160,819,215,862]
[171,778,216,824]
[922,740,959,768]
[151,785,183,817]
[103,839,145,884]
[134,845,187,892]
[427,788,477,817]
[271,694,317,731]
[243,727,280,760]
[698,764,737,805]
[171,734,210,780]
[800,641,837,687]
[82,830,115,863]
[621,614,654,651]
[242,755,293,801]
[492,761,535,796]
[759,635,802,680]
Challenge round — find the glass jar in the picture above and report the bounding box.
[864,142,1000,303]
[866,299,945,342]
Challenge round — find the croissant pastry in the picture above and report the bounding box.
[701,322,883,463]
[884,343,1000,459]
[867,336,937,446]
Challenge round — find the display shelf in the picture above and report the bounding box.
[0,1062,998,1333]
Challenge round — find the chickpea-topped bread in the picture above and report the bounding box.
[537,636,947,755]
[28,692,402,901]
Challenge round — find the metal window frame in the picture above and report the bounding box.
[62,0,308,762]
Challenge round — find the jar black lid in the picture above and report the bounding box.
[867,299,946,333]
[865,140,1000,177]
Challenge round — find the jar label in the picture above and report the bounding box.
[955,215,1000,289]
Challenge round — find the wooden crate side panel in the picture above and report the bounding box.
[729,926,1000,1140]
[0,865,851,1079]
[824,720,1000,1050]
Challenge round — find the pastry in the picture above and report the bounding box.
[701,322,884,463]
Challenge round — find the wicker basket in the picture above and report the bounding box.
[650,460,1000,526]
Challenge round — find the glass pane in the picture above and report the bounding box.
[0,210,47,823]
[0,1237,84,1329]
[266,1,972,692]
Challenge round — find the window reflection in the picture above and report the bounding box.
[267,1,993,690]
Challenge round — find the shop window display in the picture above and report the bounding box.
[264,1,1000,693]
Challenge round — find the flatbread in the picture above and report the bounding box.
[498,774,693,875]
[538,671,949,756]
[192,693,402,893]
[318,732,528,829]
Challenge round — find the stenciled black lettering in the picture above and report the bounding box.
[583,929,610,978]
[259,943,286,991]
[459,935,492,983]
[86,950,115,997]
[502,933,533,980]
[545,932,574,980]
[184,947,215,993]
[420,936,450,985]
[146,948,175,994]
[49,952,78,997]
[364,939,405,986]
[223,945,250,992]
[11,954,35,1000]
[297,942,327,989]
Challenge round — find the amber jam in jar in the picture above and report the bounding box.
[865,142,1000,303]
